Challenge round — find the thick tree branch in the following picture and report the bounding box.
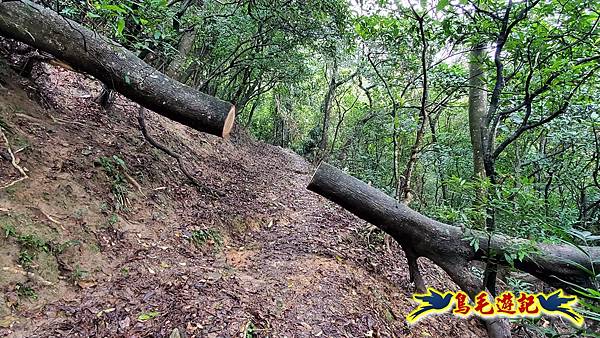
[493,65,600,159]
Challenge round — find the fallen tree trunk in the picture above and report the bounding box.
[308,162,600,291]
[308,163,600,337]
[0,0,235,138]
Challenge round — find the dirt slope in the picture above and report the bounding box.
[0,57,486,337]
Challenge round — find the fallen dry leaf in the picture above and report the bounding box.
[77,280,97,289]
[0,316,17,328]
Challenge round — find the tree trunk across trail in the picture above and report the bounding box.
[0,0,235,138]
[308,162,600,292]
[308,162,600,337]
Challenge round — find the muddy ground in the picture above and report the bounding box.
[0,54,492,337]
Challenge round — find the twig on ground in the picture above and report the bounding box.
[48,114,64,125]
[0,127,28,189]
[26,205,66,231]
[2,266,54,286]
[14,112,42,123]
[49,115,87,127]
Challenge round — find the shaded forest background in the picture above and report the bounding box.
[4,0,600,333]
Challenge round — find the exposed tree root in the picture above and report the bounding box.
[122,170,144,197]
[137,107,208,192]
[0,126,28,189]
[25,205,66,231]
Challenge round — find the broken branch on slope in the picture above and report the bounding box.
[137,107,202,188]
[0,126,28,189]
[0,0,235,138]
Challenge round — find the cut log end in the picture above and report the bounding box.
[308,162,334,192]
[308,163,321,188]
[222,105,236,138]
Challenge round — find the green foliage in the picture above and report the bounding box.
[3,221,79,269]
[15,283,37,300]
[120,267,129,277]
[2,223,17,238]
[462,231,480,253]
[505,275,534,294]
[58,0,177,59]
[189,228,222,248]
[243,320,257,338]
[559,229,600,324]
[5,231,50,268]
[16,234,50,252]
[18,250,35,268]
[69,265,89,285]
[50,0,600,328]
[51,239,81,255]
[97,155,130,211]
[502,242,540,269]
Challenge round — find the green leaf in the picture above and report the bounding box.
[112,155,126,168]
[504,252,515,267]
[436,0,449,11]
[116,18,125,36]
[563,259,595,276]
[99,4,128,14]
[470,237,480,252]
[137,311,160,322]
[86,12,101,19]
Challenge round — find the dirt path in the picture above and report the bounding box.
[0,60,486,337]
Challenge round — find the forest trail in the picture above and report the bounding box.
[0,60,485,337]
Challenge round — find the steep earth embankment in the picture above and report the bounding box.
[0,57,486,337]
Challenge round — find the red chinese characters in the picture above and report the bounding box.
[406,288,581,326]
[495,292,517,316]
[453,291,472,316]
[473,292,495,315]
[517,292,540,315]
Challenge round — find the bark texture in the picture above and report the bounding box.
[468,44,499,293]
[318,60,339,156]
[468,44,488,185]
[397,13,429,204]
[0,0,235,138]
[166,28,197,81]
